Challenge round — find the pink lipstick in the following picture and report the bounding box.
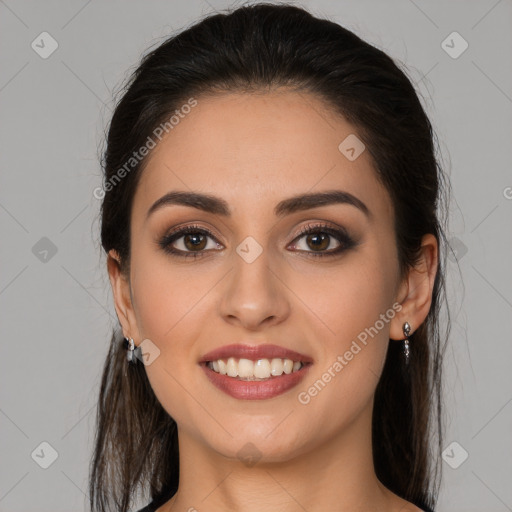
[199,343,313,400]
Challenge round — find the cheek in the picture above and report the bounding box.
[129,249,213,422]
[290,248,398,409]
[290,246,398,348]
[130,245,212,342]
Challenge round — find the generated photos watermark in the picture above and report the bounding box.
[93,97,198,200]
[297,302,402,405]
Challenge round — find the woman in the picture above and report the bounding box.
[89,3,450,512]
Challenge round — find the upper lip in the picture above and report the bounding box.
[199,343,314,364]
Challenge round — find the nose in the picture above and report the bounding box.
[219,246,291,331]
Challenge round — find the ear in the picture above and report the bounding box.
[390,233,438,340]
[107,249,139,344]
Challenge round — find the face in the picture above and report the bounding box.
[112,89,409,463]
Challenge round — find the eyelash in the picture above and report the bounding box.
[158,222,356,260]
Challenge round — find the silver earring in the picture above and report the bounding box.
[125,337,135,363]
[402,322,411,365]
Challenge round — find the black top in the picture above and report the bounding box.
[136,505,156,512]
[136,504,157,512]
[135,499,435,512]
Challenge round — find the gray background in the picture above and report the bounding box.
[1,0,511,511]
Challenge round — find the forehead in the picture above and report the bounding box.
[133,90,392,222]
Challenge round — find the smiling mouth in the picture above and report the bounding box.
[203,357,311,381]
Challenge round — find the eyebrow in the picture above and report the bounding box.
[146,189,371,220]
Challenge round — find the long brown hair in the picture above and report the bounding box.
[90,3,450,511]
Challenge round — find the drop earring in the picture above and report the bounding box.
[125,337,135,363]
[402,322,411,365]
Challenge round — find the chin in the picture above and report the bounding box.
[207,423,310,465]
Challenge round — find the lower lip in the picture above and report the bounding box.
[200,363,312,400]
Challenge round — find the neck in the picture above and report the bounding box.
[163,401,397,512]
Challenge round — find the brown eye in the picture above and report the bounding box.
[158,222,356,260]
[182,232,208,251]
[159,225,221,259]
[289,223,356,258]
[303,232,332,252]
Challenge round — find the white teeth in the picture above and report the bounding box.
[238,358,254,378]
[283,359,293,374]
[254,359,271,378]
[270,358,284,376]
[226,357,238,377]
[206,357,305,379]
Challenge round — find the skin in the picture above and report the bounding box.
[108,89,438,512]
